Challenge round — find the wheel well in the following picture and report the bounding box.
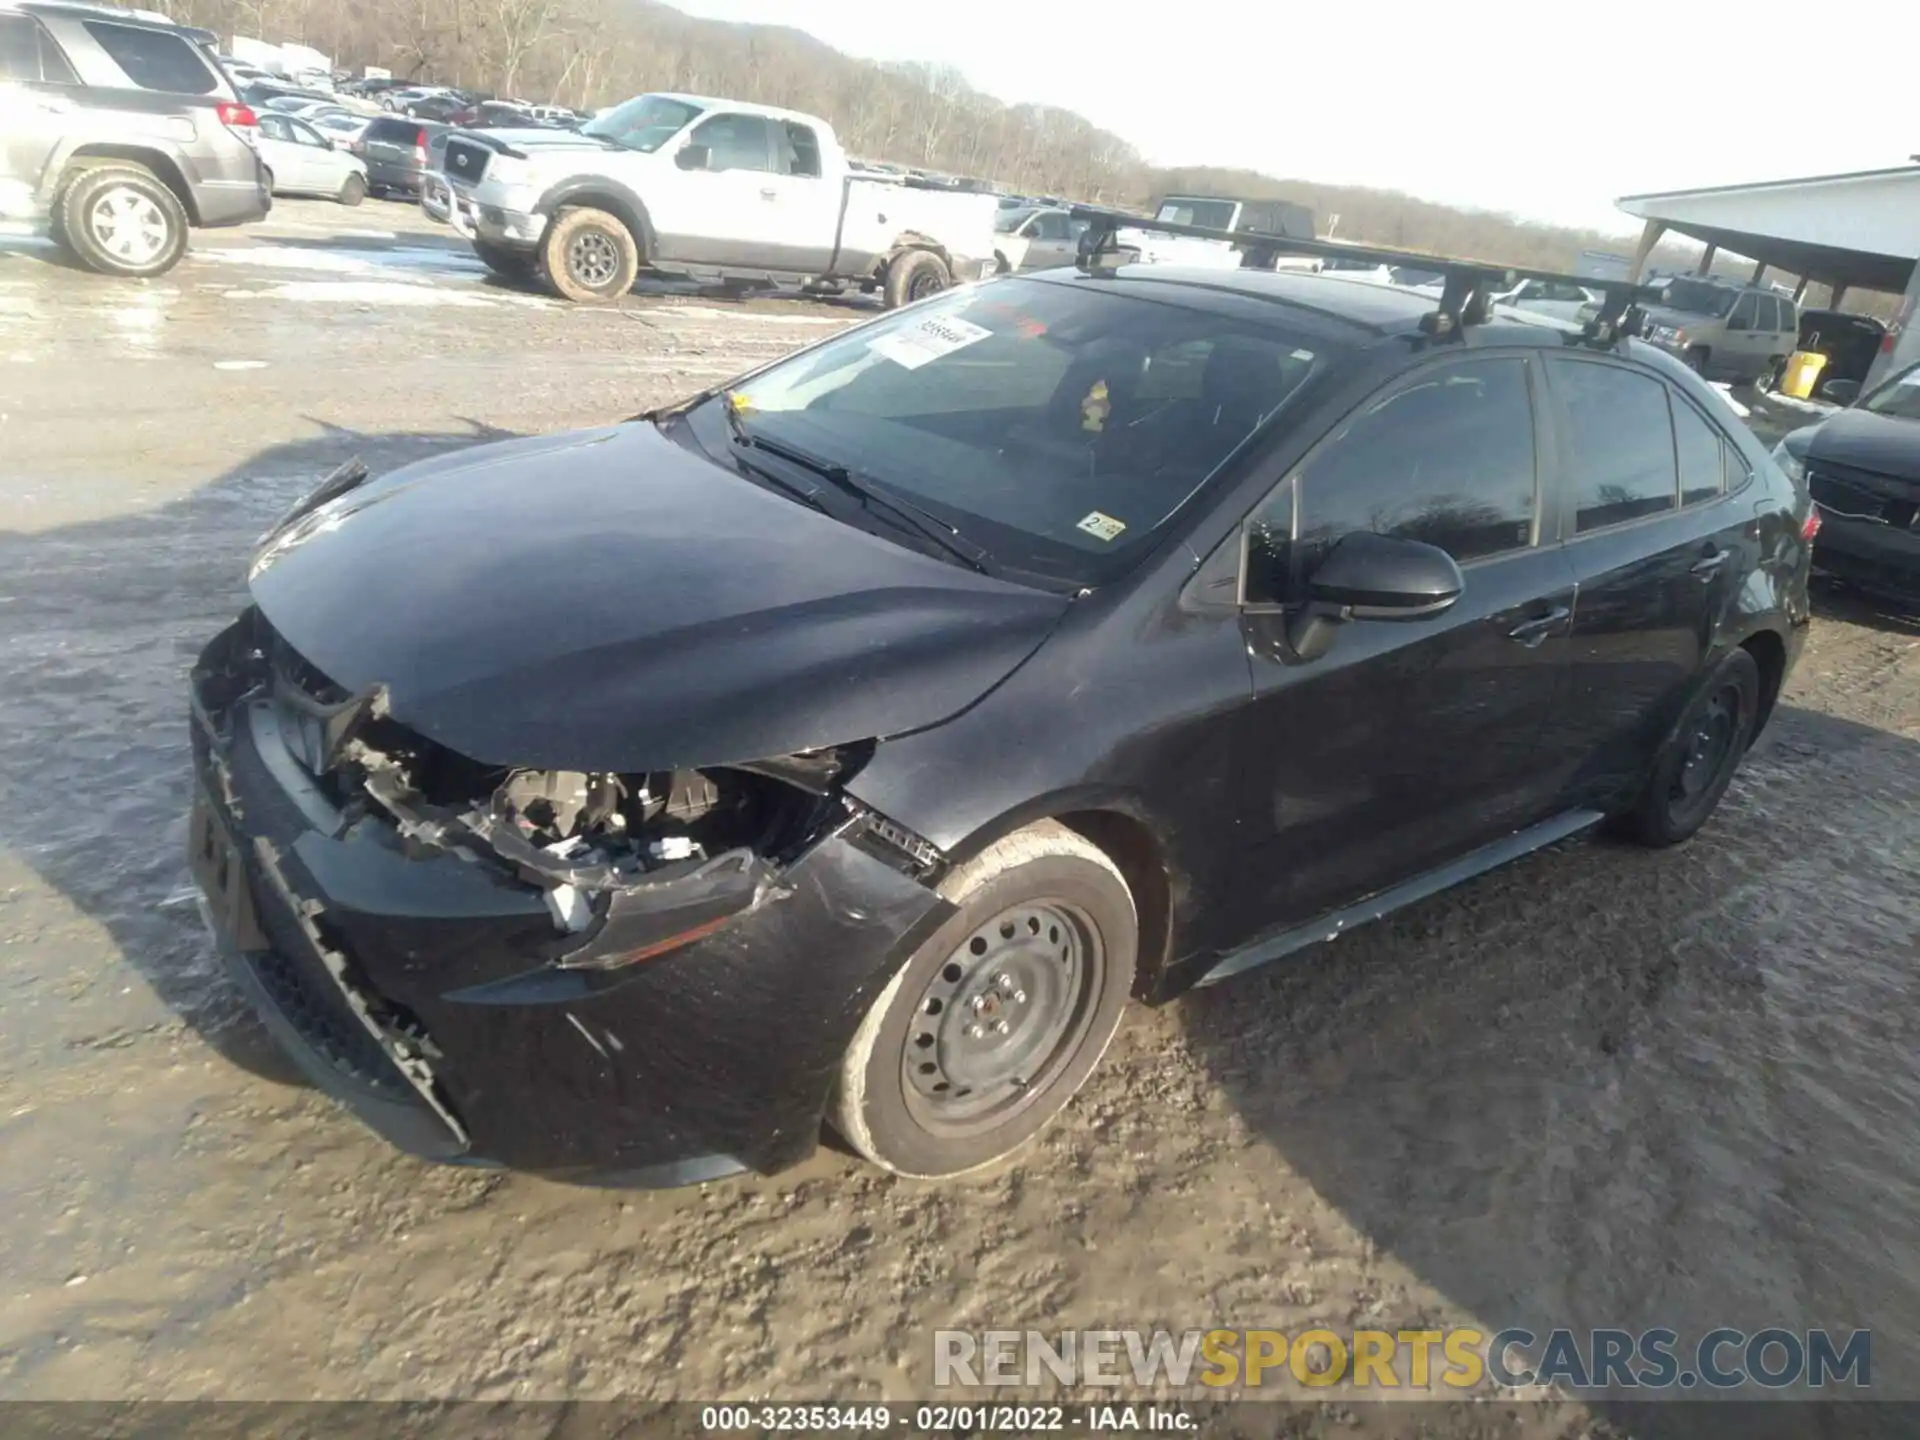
[1054,809,1173,1002]
[1741,630,1787,739]
[549,193,648,258]
[66,146,197,224]
[883,239,953,278]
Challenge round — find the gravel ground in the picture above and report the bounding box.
[2,201,1916,1434]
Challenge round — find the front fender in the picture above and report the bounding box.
[533,176,655,255]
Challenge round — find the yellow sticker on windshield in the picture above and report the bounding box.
[1077,511,1126,542]
[1081,379,1111,432]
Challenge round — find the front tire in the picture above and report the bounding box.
[538,205,639,303]
[883,249,951,309]
[1617,648,1761,847]
[830,822,1136,1178]
[1684,345,1711,375]
[59,165,188,278]
[337,172,366,207]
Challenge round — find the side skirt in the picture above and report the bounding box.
[1195,808,1608,988]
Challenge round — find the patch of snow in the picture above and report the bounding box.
[1709,383,1751,419]
[642,305,851,326]
[192,243,483,280]
[214,360,269,370]
[225,280,497,307]
[1762,391,1839,416]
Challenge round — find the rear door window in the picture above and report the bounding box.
[1549,360,1679,533]
[1727,293,1759,330]
[778,121,821,177]
[1671,394,1726,507]
[1294,356,1539,567]
[82,20,217,94]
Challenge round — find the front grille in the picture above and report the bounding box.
[248,940,413,1101]
[443,137,492,184]
[1810,466,1920,529]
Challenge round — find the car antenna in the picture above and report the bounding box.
[1067,205,1662,346]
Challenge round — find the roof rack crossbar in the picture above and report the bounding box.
[1066,205,1662,343]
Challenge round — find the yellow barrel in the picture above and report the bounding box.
[1782,350,1828,399]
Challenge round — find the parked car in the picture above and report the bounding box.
[403,92,467,123]
[1791,309,1888,393]
[417,131,455,223]
[1496,277,1602,323]
[1773,359,1920,603]
[355,116,447,198]
[379,85,449,112]
[254,112,367,204]
[992,205,1089,272]
[1119,195,1321,273]
[188,253,1813,1184]
[1638,276,1799,387]
[263,96,352,121]
[0,0,269,276]
[440,92,999,304]
[308,110,373,149]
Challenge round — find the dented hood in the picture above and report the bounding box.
[246,423,1070,771]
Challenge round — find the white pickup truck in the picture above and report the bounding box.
[1117,195,1322,273]
[440,92,1000,305]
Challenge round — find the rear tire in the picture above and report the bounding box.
[1684,345,1710,375]
[538,205,639,303]
[830,822,1136,1179]
[337,172,366,207]
[883,249,951,309]
[1616,648,1761,847]
[57,164,189,278]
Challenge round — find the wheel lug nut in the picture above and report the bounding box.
[994,1019,1010,1035]
[1014,990,1027,1004]
[966,1024,984,1040]
[996,972,1014,991]
[970,995,986,1014]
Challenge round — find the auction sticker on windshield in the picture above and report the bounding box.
[869,315,993,370]
[1076,511,1127,542]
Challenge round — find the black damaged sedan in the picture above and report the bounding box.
[190,262,1814,1183]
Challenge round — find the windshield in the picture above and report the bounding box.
[1156,198,1238,229]
[582,94,701,152]
[994,209,1034,234]
[1388,267,1443,288]
[1660,279,1737,318]
[1862,364,1920,421]
[684,278,1334,587]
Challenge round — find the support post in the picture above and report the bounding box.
[1750,259,1767,285]
[1792,276,1809,302]
[1695,243,1717,276]
[1831,282,1850,313]
[1627,218,1666,283]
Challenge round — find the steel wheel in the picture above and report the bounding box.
[1671,684,1739,806]
[1617,647,1761,848]
[831,821,1136,1178]
[901,900,1104,1136]
[567,229,621,289]
[87,186,170,267]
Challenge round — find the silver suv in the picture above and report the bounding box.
[1638,276,1800,387]
[1,1,270,277]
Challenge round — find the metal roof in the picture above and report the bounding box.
[1617,165,1920,294]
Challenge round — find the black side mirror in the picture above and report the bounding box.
[676,143,711,171]
[1274,532,1464,661]
[1819,378,1860,406]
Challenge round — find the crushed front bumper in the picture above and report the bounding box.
[1812,512,1920,605]
[187,614,952,1183]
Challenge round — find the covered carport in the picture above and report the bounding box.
[1616,163,1920,387]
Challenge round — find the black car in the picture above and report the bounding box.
[1792,309,1889,392]
[188,257,1814,1185]
[355,116,447,197]
[1775,358,1920,603]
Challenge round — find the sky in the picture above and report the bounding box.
[669,0,1918,235]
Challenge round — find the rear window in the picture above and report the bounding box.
[82,20,217,95]
[364,117,427,146]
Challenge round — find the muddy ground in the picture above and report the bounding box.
[2,201,1916,1434]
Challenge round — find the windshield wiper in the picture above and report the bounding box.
[726,412,994,575]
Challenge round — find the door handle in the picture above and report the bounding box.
[1506,605,1571,646]
[759,187,778,200]
[1690,549,1729,579]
